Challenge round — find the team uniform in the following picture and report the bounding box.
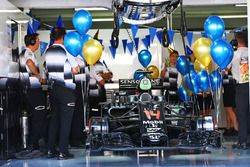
[231,47,249,145]
[45,44,78,154]
[89,61,108,111]
[19,48,47,150]
[162,66,182,103]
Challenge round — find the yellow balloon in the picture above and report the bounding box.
[192,37,212,67]
[146,65,159,79]
[194,60,212,73]
[82,39,103,65]
[181,77,192,96]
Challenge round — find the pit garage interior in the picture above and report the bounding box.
[0,0,250,167]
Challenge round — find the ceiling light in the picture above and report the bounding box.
[92,18,113,22]
[219,15,247,19]
[75,7,109,11]
[235,4,247,7]
[0,9,21,13]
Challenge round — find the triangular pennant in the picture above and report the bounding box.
[49,27,54,45]
[32,19,40,33]
[127,42,134,55]
[122,39,128,53]
[109,46,116,59]
[142,37,149,49]
[167,30,175,45]
[146,35,151,47]
[149,27,157,43]
[186,31,193,46]
[156,30,163,44]
[27,22,34,35]
[98,39,103,45]
[186,45,193,55]
[201,31,208,38]
[131,24,139,39]
[56,15,64,28]
[134,37,139,50]
[110,40,118,47]
[40,41,48,56]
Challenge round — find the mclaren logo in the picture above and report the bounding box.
[143,109,160,120]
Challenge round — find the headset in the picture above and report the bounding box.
[230,26,247,51]
[30,35,36,45]
[24,34,38,46]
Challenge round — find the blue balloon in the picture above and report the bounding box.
[204,16,225,41]
[176,55,190,75]
[134,69,145,79]
[64,31,82,57]
[196,70,209,91]
[185,70,199,94]
[73,10,92,35]
[138,50,152,68]
[209,71,222,92]
[219,44,234,70]
[178,86,190,102]
[210,39,234,68]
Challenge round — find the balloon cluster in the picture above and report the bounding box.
[64,10,103,65]
[177,16,232,101]
[134,50,159,80]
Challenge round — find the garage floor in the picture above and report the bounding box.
[1,138,250,167]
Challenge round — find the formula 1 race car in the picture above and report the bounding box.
[85,71,221,155]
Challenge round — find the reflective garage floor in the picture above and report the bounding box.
[2,140,250,167]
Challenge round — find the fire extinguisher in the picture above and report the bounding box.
[21,111,29,149]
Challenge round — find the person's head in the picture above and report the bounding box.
[169,50,179,66]
[24,33,39,51]
[234,29,248,47]
[50,27,66,44]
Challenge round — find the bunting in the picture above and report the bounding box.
[32,19,40,33]
[186,45,193,56]
[201,31,208,38]
[98,39,103,45]
[134,37,139,50]
[109,46,116,59]
[149,27,157,43]
[127,42,134,55]
[167,30,175,45]
[142,37,149,49]
[186,31,193,46]
[131,24,139,39]
[122,39,128,53]
[156,30,163,44]
[146,35,151,48]
[27,22,34,35]
[40,41,48,56]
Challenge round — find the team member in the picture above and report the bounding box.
[89,60,113,113]
[231,29,249,149]
[19,33,47,151]
[161,50,181,103]
[45,27,80,159]
[222,70,238,136]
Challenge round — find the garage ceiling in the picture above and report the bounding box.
[8,0,247,31]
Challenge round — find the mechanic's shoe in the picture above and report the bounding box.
[58,152,74,160]
[232,142,247,150]
[47,150,58,158]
